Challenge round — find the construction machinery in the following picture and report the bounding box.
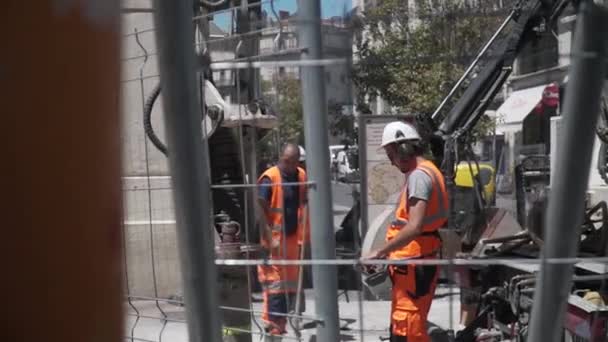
[360,0,608,340]
[425,0,608,340]
[142,0,608,340]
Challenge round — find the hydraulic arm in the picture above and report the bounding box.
[424,0,568,163]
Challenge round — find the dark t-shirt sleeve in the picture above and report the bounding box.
[258,176,272,203]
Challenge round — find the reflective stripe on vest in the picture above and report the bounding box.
[261,280,298,292]
[223,324,251,336]
[267,215,304,232]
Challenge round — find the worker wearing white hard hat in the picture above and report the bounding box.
[380,121,422,147]
[363,121,448,342]
[298,145,306,168]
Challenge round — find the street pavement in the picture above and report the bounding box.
[125,181,460,342]
[126,285,460,342]
[331,181,358,230]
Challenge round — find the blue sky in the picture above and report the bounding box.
[214,0,351,31]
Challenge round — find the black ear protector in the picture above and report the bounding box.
[393,130,416,160]
[396,141,416,160]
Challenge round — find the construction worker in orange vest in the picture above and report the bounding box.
[298,145,306,169]
[257,143,309,340]
[363,121,448,342]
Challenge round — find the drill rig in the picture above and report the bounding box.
[412,0,608,340]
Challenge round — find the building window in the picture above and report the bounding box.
[516,28,559,75]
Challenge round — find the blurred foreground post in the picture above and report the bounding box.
[527,2,608,341]
[152,0,223,341]
[4,1,124,342]
[297,0,341,341]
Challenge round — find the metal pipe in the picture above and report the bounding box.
[151,1,222,341]
[297,1,341,341]
[431,9,515,120]
[215,256,608,266]
[212,181,317,189]
[527,3,608,342]
[121,7,155,13]
[358,113,369,242]
[571,274,608,282]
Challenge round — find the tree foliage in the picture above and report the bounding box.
[353,0,510,139]
[262,76,304,145]
[262,76,358,148]
[328,103,357,145]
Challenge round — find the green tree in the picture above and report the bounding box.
[328,102,357,145]
[263,76,358,147]
[353,0,510,139]
[262,76,304,145]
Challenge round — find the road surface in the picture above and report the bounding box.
[331,181,358,229]
[126,285,459,342]
[125,181,460,342]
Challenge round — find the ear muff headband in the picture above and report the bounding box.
[397,141,416,160]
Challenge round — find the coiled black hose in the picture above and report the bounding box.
[143,83,168,156]
[143,81,222,156]
[142,81,245,225]
[598,142,608,185]
[596,97,608,184]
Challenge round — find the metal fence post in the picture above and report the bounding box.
[152,1,222,341]
[297,1,341,341]
[527,2,608,341]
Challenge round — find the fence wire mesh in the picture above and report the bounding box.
[119,1,608,341]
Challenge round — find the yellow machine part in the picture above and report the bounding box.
[454,162,496,202]
[583,291,606,307]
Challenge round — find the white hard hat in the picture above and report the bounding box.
[380,121,420,147]
[299,145,306,161]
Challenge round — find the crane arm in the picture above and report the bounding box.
[436,0,545,136]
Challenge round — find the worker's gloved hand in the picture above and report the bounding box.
[359,249,386,274]
[262,228,282,256]
[270,238,280,251]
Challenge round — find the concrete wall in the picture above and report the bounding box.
[119,3,354,297]
[121,1,180,298]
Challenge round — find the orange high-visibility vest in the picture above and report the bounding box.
[386,160,448,260]
[257,166,307,295]
[258,166,309,246]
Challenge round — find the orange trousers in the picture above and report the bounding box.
[389,264,439,342]
[258,233,300,334]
